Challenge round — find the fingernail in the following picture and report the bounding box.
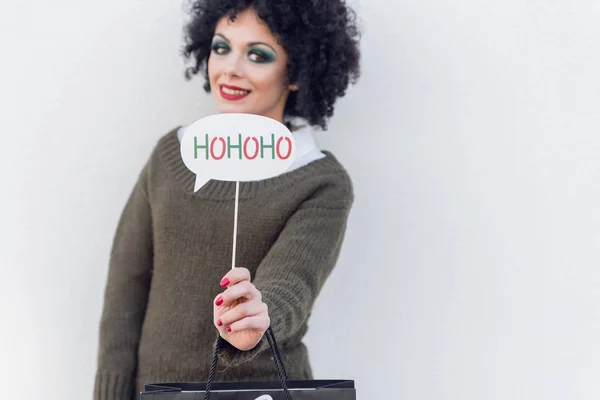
[220,278,230,287]
[215,296,223,306]
[217,319,223,327]
[227,326,232,332]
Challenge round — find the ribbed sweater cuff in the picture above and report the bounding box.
[94,371,135,400]
[217,333,269,367]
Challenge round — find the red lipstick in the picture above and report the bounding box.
[220,84,251,101]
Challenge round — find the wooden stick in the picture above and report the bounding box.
[232,181,240,269]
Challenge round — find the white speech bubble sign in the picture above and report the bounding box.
[180,113,296,192]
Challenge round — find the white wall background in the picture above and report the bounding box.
[1,0,599,399]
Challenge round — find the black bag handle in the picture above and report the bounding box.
[203,327,292,400]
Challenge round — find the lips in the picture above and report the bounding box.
[220,84,251,101]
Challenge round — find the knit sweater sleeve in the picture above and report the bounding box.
[218,173,354,367]
[94,164,153,400]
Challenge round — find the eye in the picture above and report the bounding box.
[248,49,276,64]
[248,51,265,63]
[211,43,230,55]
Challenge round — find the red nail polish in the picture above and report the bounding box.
[217,319,222,327]
[227,326,232,332]
[215,296,223,306]
[220,278,230,287]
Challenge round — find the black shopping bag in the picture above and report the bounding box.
[140,328,356,400]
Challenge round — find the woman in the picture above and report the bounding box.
[93,1,361,399]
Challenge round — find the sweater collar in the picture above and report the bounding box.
[162,123,338,199]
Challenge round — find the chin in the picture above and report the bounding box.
[213,99,246,114]
[216,103,258,115]
[217,106,254,114]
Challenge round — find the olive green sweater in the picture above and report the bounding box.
[93,126,354,400]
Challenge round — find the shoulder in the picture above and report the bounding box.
[295,150,354,210]
[155,125,181,151]
[135,126,181,188]
[146,126,180,167]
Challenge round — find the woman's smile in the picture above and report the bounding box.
[219,84,252,101]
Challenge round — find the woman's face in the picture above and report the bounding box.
[208,9,294,124]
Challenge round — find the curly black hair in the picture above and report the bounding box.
[181,0,361,130]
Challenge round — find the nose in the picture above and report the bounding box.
[223,52,244,78]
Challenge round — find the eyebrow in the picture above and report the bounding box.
[214,33,277,54]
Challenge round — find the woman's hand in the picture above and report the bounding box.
[213,267,270,351]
